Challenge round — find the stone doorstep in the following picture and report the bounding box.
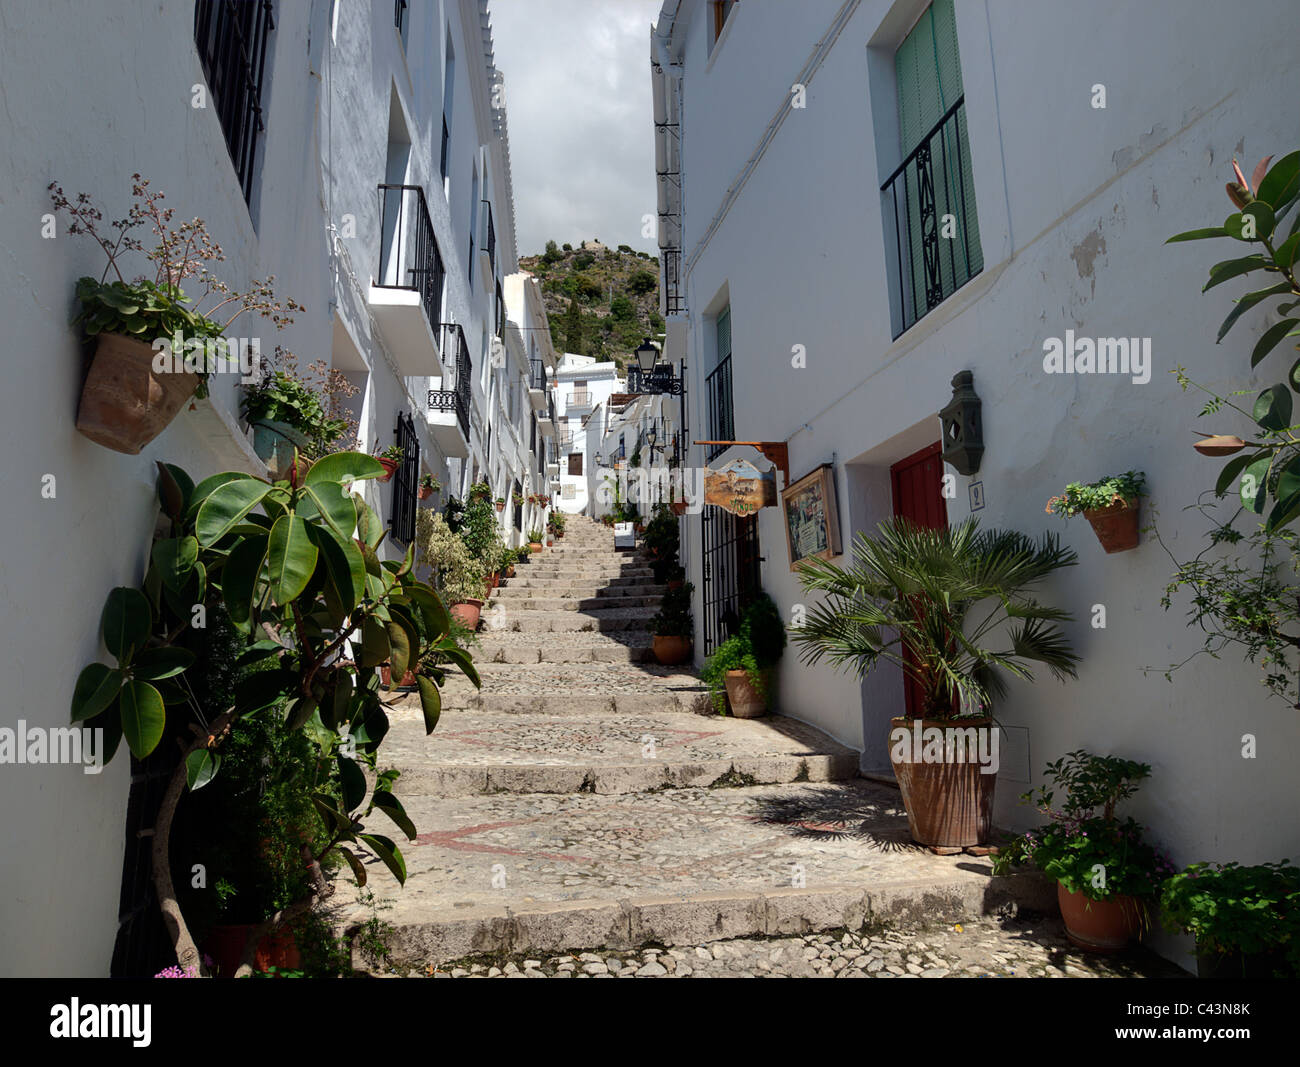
[431,690,706,716]
[347,872,1057,970]
[388,751,859,797]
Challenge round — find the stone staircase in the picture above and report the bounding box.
[355,514,1052,970]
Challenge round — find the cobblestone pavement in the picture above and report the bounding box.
[382,702,856,767]
[353,781,987,921]
[391,915,1189,978]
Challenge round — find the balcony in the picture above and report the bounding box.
[478,199,496,290]
[426,323,471,457]
[568,387,591,409]
[528,357,548,410]
[369,184,445,376]
[880,95,982,339]
[539,390,557,438]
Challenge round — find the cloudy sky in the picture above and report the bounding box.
[491,0,662,257]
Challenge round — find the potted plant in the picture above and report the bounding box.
[73,451,477,977]
[415,509,486,630]
[651,581,694,665]
[376,445,404,482]
[700,593,787,717]
[512,491,525,509]
[495,496,506,512]
[1161,861,1300,978]
[241,357,351,479]
[994,751,1172,952]
[548,511,567,538]
[468,480,493,504]
[793,518,1080,848]
[419,474,440,501]
[49,178,303,455]
[528,528,545,553]
[1046,471,1147,553]
[641,504,680,584]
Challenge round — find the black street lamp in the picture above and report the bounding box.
[635,337,658,375]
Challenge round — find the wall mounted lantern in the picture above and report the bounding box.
[938,370,984,476]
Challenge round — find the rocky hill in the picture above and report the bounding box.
[519,239,662,370]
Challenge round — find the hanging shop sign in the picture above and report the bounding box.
[781,463,843,570]
[704,458,777,516]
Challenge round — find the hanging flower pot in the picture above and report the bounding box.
[251,419,312,480]
[1083,498,1140,553]
[75,332,200,455]
[377,458,399,482]
[671,501,688,517]
[419,486,434,501]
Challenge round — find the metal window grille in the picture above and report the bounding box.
[390,412,420,545]
[440,112,450,179]
[193,0,275,205]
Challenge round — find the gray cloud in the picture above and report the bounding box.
[491,0,662,257]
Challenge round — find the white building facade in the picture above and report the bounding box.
[553,353,623,515]
[652,0,1300,966]
[0,0,537,976]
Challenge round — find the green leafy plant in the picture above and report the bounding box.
[468,480,493,503]
[792,518,1080,719]
[50,177,301,399]
[527,528,545,544]
[415,509,486,604]
[460,495,504,572]
[652,581,694,638]
[641,503,680,583]
[241,355,355,456]
[1160,860,1300,975]
[420,474,440,493]
[992,752,1173,903]
[514,546,532,564]
[1045,471,1147,518]
[511,491,524,507]
[71,451,479,976]
[700,593,787,714]
[378,445,404,463]
[1166,150,1300,530]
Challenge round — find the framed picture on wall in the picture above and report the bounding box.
[781,463,842,570]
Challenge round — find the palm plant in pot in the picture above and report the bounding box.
[700,593,787,717]
[528,528,545,552]
[49,177,302,455]
[993,751,1173,952]
[792,518,1080,848]
[1046,471,1147,553]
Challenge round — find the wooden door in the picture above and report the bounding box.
[890,442,947,716]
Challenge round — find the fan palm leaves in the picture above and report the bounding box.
[793,518,1080,717]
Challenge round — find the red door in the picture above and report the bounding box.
[890,442,948,717]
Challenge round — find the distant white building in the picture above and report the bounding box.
[553,353,623,514]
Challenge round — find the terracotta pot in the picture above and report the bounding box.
[75,332,199,454]
[496,502,505,511]
[1083,499,1140,553]
[1057,883,1142,953]
[724,669,768,718]
[653,634,692,665]
[530,542,542,553]
[449,599,483,630]
[419,486,434,500]
[380,665,418,688]
[506,564,516,578]
[203,923,300,978]
[887,716,997,847]
[671,501,688,516]
[377,457,399,482]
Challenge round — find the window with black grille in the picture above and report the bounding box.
[194,0,276,207]
[390,412,420,545]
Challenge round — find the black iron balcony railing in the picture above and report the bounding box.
[428,322,471,439]
[194,0,275,206]
[547,390,557,429]
[394,0,408,33]
[440,112,450,180]
[705,354,734,461]
[481,199,496,273]
[880,95,982,339]
[377,183,446,333]
[529,357,546,391]
[661,248,684,316]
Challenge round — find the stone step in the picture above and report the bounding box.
[484,595,663,613]
[379,704,855,794]
[474,631,658,664]
[430,663,704,715]
[494,608,658,633]
[501,575,660,591]
[492,584,664,600]
[341,780,1056,968]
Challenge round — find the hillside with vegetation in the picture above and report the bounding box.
[519,239,663,370]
